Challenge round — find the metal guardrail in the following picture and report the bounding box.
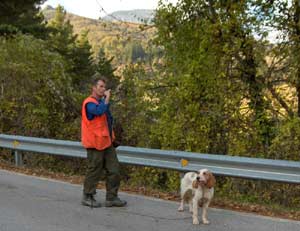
[0,134,300,184]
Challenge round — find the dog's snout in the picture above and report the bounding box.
[196,176,200,181]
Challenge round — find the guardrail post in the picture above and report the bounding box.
[14,150,23,166]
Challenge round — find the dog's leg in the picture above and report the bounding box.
[202,199,211,224]
[192,198,199,225]
[188,200,193,213]
[178,198,184,211]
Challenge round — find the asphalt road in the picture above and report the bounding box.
[0,169,299,231]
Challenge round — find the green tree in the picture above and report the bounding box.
[0,0,48,38]
[95,48,119,90]
[113,63,155,147]
[268,117,300,161]
[152,0,282,155]
[70,30,95,91]
[47,5,77,57]
[289,0,300,117]
[0,34,77,138]
[153,0,239,153]
[47,5,95,93]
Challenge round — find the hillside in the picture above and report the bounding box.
[42,6,156,64]
[103,9,155,24]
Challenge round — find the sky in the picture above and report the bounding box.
[41,0,178,19]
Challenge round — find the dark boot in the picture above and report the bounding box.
[105,197,127,207]
[81,193,101,208]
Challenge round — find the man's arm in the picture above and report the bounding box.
[86,101,109,118]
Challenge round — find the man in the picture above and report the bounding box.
[81,75,126,208]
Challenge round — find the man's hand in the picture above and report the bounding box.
[104,89,111,104]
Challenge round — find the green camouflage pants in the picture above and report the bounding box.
[83,145,120,200]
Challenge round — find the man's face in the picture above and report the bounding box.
[93,80,106,97]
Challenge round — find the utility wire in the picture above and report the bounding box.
[94,0,154,41]
[95,0,154,28]
[95,0,131,25]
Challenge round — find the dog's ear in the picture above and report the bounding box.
[192,180,199,189]
[206,171,216,189]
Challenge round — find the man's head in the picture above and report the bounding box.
[91,73,107,98]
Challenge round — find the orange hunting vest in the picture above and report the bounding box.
[81,96,113,150]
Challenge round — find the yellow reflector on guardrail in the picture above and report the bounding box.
[13,140,20,148]
[181,158,189,167]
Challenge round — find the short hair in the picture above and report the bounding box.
[91,73,107,86]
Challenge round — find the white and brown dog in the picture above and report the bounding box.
[178,169,216,225]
